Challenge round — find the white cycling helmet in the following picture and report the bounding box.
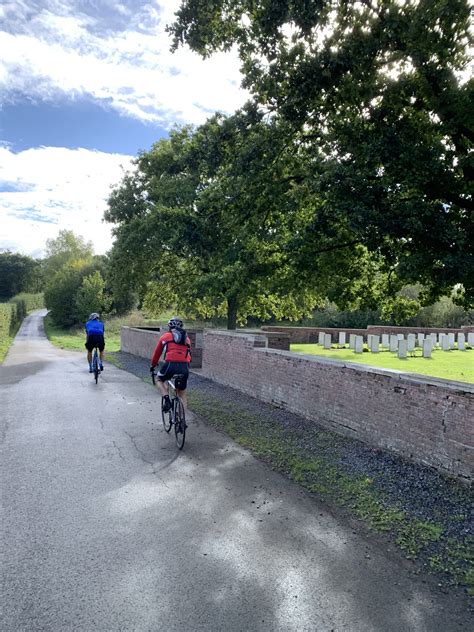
[168,317,183,329]
[89,313,100,320]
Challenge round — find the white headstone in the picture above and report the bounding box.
[468,333,474,346]
[318,331,325,345]
[422,339,432,358]
[458,333,466,350]
[417,333,425,346]
[370,335,380,353]
[407,334,416,352]
[324,333,332,349]
[381,333,390,348]
[441,335,450,351]
[430,333,438,346]
[398,339,408,358]
[338,332,346,346]
[397,333,404,340]
[349,334,356,349]
[389,335,398,352]
[448,333,455,349]
[355,336,364,353]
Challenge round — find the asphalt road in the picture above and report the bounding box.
[1,311,470,631]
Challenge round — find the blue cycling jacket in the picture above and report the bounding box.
[85,319,105,335]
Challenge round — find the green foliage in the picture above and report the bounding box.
[380,295,421,325]
[10,293,44,312]
[106,114,384,328]
[0,304,16,340]
[43,230,94,279]
[0,251,43,299]
[75,271,112,323]
[44,261,105,327]
[170,0,474,307]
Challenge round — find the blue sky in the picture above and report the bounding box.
[0,0,247,256]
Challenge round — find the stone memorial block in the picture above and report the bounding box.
[349,334,356,349]
[398,339,408,358]
[417,333,425,346]
[448,333,455,348]
[324,333,332,349]
[397,334,404,340]
[430,333,438,346]
[338,332,346,346]
[458,333,466,350]
[441,335,450,351]
[389,335,398,352]
[355,336,364,353]
[422,339,432,358]
[407,334,416,352]
[381,333,390,348]
[318,332,325,345]
[468,333,474,346]
[370,335,380,353]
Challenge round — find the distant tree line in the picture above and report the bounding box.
[0,230,134,328]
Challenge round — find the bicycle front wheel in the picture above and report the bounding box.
[174,397,186,449]
[161,397,172,432]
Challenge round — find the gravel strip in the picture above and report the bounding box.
[109,350,473,595]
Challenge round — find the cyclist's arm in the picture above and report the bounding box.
[151,338,164,367]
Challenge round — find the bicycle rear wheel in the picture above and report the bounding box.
[174,397,186,449]
[161,397,172,432]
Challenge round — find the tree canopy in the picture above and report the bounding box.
[169,0,474,306]
[0,251,42,299]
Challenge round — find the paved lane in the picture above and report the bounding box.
[1,311,470,631]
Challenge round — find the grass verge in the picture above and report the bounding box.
[44,314,121,353]
[187,388,473,594]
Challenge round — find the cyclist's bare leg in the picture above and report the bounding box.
[87,350,92,364]
[176,388,187,410]
[156,379,168,398]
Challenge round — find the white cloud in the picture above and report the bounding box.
[0,146,134,257]
[0,1,248,126]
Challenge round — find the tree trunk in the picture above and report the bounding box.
[227,294,238,330]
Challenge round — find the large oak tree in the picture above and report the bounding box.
[169,0,474,306]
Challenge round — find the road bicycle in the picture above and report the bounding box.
[92,347,101,384]
[152,371,187,449]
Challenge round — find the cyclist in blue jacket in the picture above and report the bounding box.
[85,313,105,372]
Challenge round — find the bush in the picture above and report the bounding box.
[75,272,112,323]
[0,300,28,340]
[10,293,44,312]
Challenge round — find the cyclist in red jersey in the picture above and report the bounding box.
[150,317,192,411]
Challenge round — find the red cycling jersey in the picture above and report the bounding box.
[151,331,192,367]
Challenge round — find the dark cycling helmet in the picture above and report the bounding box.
[168,317,183,329]
[89,313,100,320]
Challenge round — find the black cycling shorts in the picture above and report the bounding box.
[157,361,189,390]
[85,334,105,352]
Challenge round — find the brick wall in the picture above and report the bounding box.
[121,326,203,368]
[202,331,474,481]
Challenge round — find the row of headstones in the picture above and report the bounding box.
[317,331,474,358]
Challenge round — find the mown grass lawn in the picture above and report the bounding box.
[291,344,474,384]
[44,315,121,353]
